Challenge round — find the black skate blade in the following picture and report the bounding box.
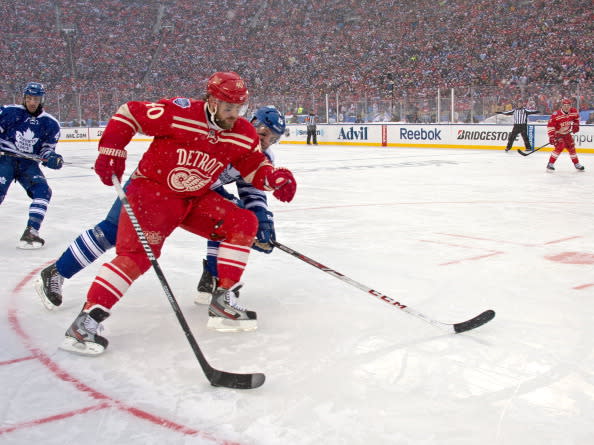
[209,370,266,389]
[453,309,495,333]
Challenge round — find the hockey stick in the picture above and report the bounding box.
[112,175,265,389]
[0,148,89,168]
[0,149,45,162]
[0,141,48,162]
[272,241,495,333]
[517,142,549,157]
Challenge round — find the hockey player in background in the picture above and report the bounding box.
[546,98,583,172]
[0,82,63,248]
[196,106,286,314]
[57,72,296,356]
[37,105,287,330]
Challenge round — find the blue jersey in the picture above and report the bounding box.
[0,104,61,159]
[211,148,275,213]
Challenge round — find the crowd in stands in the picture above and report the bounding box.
[1,0,592,123]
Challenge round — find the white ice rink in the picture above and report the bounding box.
[1,141,594,445]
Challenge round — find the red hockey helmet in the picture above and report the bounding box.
[561,98,572,105]
[207,72,249,104]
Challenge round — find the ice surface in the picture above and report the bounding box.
[1,142,593,444]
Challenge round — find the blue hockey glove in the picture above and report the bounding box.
[42,151,63,170]
[252,208,275,253]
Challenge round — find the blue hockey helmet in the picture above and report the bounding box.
[23,82,46,97]
[251,106,286,136]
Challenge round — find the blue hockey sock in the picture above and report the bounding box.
[55,220,117,279]
[205,240,220,277]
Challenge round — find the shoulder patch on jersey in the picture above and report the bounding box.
[173,98,191,108]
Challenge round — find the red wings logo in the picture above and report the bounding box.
[143,231,164,245]
[167,167,210,192]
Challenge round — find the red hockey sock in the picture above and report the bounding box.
[86,256,142,310]
[217,242,251,289]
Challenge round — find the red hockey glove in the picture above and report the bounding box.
[549,136,558,146]
[572,123,579,134]
[94,146,127,185]
[267,168,296,203]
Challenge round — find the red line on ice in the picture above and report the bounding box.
[0,355,36,366]
[0,403,111,435]
[2,270,243,445]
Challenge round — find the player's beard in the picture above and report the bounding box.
[214,115,237,130]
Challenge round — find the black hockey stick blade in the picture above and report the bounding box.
[453,309,495,333]
[517,142,549,156]
[517,149,535,156]
[209,370,266,389]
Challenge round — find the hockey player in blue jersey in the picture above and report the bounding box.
[36,106,286,328]
[0,82,63,249]
[195,106,284,325]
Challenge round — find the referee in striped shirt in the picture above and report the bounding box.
[497,102,540,152]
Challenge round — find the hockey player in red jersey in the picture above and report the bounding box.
[546,98,583,172]
[60,72,297,355]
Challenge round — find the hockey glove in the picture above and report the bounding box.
[95,146,126,185]
[42,151,63,170]
[549,136,558,146]
[252,208,275,253]
[572,123,579,134]
[267,168,296,203]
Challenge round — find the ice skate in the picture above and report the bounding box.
[575,163,585,171]
[195,259,218,305]
[207,283,257,332]
[18,227,45,249]
[546,162,555,172]
[35,263,64,310]
[60,307,109,356]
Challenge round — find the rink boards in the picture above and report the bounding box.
[58,123,594,152]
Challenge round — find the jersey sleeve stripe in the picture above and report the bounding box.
[113,104,142,133]
[242,160,272,183]
[112,115,139,133]
[217,137,252,150]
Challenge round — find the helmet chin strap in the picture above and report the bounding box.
[207,98,217,118]
[206,100,226,130]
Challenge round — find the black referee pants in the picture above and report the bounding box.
[306,126,317,145]
[506,124,531,151]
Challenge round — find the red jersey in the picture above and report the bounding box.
[99,97,273,197]
[547,107,579,140]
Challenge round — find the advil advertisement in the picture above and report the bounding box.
[286,125,383,146]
